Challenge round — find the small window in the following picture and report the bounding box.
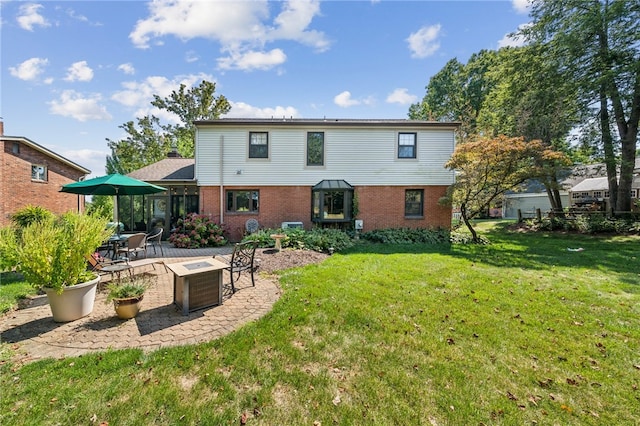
[12,142,20,154]
[307,132,324,166]
[398,133,417,159]
[31,164,47,181]
[405,189,424,217]
[226,190,259,213]
[593,191,602,198]
[604,191,609,198]
[249,132,268,158]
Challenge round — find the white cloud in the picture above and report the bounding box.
[218,48,286,71]
[185,50,199,63]
[334,91,360,108]
[386,88,418,105]
[111,73,214,121]
[224,101,300,119]
[407,24,441,58]
[512,0,531,14]
[49,90,112,122]
[17,3,50,31]
[64,61,94,82]
[129,0,328,71]
[9,57,49,81]
[268,0,329,51]
[118,63,136,75]
[498,23,531,48]
[62,148,109,175]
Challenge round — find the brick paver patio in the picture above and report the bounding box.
[1,244,281,364]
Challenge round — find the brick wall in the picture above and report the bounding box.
[1,140,86,226]
[199,184,451,241]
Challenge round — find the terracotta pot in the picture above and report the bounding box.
[44,275,101,322]
[113,295,144,320]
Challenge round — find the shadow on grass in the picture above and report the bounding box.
[343,223,639,288]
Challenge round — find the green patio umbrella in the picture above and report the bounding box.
[60,173,167,224]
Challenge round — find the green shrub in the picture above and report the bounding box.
[360,227,450,244]
[14,212,112,292]
[303,228,353,252]
[0,226,19,272]
[168,213,227,248]
[526,214,640,234]
[242,227,354,253]
[10,205,54,228]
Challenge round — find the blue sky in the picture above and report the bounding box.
[1,0,531,177]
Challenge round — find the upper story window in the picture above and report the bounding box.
[249,132,269,158]
[307,132,324,166]
[31,164,47,181]
[405,189,424,217]
[12,142,20,154]
[226,190,259,213]
[398,133,417,159]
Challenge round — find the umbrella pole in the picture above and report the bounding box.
[115,188,120,235]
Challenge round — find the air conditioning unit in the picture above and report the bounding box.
[281,221,303,229]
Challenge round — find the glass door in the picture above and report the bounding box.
[148,196,169,233]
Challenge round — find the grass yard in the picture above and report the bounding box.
[1,221,639,425]
[0,272,36,315]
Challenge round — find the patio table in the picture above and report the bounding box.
[100,264,133,281]
[107,235,130,260]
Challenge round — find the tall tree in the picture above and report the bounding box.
[409,50,499,139]
[478,45,581,212]
[106,80,231,174]
[444,136,569,242]
[524,0,640,213]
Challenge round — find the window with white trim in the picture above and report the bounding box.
[31,164,47,181]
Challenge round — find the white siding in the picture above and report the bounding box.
[196,125,455,186]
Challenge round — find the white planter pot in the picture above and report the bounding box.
[44,275,101,322]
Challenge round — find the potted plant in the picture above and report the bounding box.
[12,212,112,322]
[105,275,151,319]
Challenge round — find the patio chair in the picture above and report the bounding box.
[117,232,147,259]
[86,253,132,280]
[220,240,259,293]
[145,227,164,256]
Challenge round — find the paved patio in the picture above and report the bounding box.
[0,243,281,364]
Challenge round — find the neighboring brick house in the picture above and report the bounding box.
[0,122,91,227]
[194,118,458,241]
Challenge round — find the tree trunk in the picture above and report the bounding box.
[460,203,479,243]
[612,71,640,213]
[599,84,619,212]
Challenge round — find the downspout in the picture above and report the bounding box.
[220,135,224,225]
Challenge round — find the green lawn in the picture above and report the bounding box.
[1,221,639,425]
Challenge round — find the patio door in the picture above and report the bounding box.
[148,196,169,234]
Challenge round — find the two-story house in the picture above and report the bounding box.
[0,122,90,226]
[192,118,458,241]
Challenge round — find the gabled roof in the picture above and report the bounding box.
[571,175,640,192]
[1,135,90,174]
[127,158,195,182]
